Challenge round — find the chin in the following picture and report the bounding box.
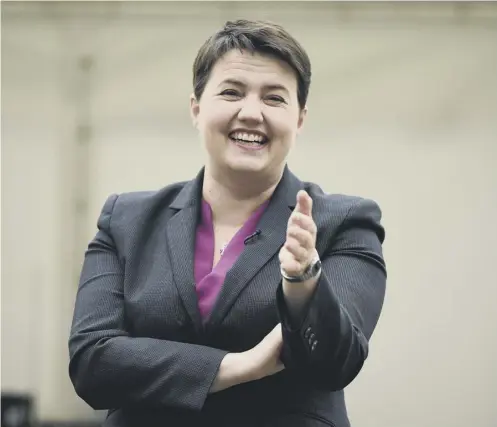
[225,159,268,174]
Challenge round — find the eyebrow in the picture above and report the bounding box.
[219,78,290,95]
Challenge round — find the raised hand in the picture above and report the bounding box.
[279,190,318,277]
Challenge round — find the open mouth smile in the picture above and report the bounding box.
[228,130,269,150]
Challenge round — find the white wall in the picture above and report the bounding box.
[1,11,92,420]
[2,2,496,425]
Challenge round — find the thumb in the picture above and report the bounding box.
[295,190,313,217]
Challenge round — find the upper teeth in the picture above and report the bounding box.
[231,132,265,143]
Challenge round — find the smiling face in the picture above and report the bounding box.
[191,49,306,180]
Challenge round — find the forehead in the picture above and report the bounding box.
[207,49,298,92]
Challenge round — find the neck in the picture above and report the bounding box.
[202,165,283,227]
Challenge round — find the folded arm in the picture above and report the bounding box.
[69,195,249,411]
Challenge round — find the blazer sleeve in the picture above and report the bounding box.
[276,197,386,391]
[68,194,228,411]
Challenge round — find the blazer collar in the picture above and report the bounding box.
[169,168,205,210]
[169,165,301,212]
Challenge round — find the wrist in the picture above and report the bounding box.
[239,348,262,382]
[281,251,321,283]
[225,352,253,385]
[211,352,251,393]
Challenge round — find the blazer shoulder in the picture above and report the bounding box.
[303,181,384,244]
[304,181,382,220]
[99,180,189,228]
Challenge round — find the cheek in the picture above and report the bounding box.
[200,102,232,132]
[270,114,299,142]
[198,113,229,152]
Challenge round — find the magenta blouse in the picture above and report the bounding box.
[194,199,268,320]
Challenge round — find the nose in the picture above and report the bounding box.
[237,96,263,124]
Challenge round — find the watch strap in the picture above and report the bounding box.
[281,254,322,283]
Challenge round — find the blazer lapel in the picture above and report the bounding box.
[205,166,303,328]
[166,170,204,333]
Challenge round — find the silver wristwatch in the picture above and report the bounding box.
[281,253,322,283]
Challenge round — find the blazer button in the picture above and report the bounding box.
[308,333,316,346]
[304,327,312,339]
[311,341,318,352]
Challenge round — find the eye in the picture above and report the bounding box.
[220,89,242,98]
[266,95,287,104]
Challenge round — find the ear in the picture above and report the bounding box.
[190,94,200,128]
[296,105,308,135]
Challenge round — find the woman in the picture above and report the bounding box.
[69,19,387,427]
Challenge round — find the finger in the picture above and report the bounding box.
[278,246,291,267]
[288,212,317,235]
[279,248,302,275]
[274,361,285,374]
[263,324,283,348]
[264,323,281,340]
[287,225,314,250]
[281,259,303,276]
[284,237,308,262]
[270,323,282,336]
[295,190,313,217]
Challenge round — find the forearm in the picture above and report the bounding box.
[281,272,320,326]
[209,352,252,393]
[69,334,228,411]
[278,266,380,391]
[210,323,285,393]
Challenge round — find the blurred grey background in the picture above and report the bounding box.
[2,1,497,426]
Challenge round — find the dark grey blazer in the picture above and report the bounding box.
[69,166,386,427]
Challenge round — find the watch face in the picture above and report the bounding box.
[309,259,322,277]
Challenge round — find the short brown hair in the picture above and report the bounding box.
[192,19,311,110]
